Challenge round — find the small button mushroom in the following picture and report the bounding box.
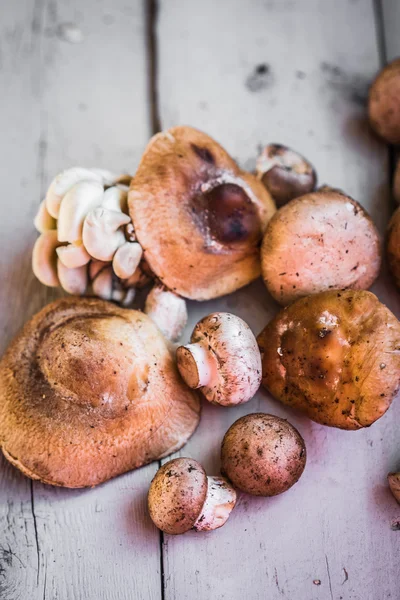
[112,241,143,279]
[261,189,381,306]
[34,199,57,233]
[256,144,316,207]
[83,207,130,261]
[57,259,88,295]
[56,241,91,268]
[368,59,400,144]
[221,413,306,496]
[57,180,104,243]
[176,312,261,406]
[388,473,400,504]
[145,283,188,342]
[32,230,63,287]
[148,458,236,535]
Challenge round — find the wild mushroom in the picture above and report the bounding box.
[129,126,276,301]
[0,297,200,487]
[148,458,236,534]
[32,230,63,287]
[82,207,130,261]
[221,413,306,496]
[112,242,143,279]
[56,241,91,268]
[34,199,57,233]
[57,259,88,295]
[387,207,400,288]
[388,472,400,504]
[256,143,317,207]
[145,283,188,342]
[57,180,104,243]
[261,189,381,306]
[176,313,261,406]
[368,59,400,144]
[258,290,400,429]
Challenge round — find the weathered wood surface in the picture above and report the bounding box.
[0,2,161,600]
[158,1,400,599]
[0,1,399,599]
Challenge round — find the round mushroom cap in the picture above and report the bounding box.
[221,413,306,496]
[368,59,400,144]
[261,190,381,306]
[258,290,400,429]
[387,207,400,288]
[129,126,276,300]
[256,143,317,207]
[0,298,200,487]
[148,458,207,534]
[184,312,262,406]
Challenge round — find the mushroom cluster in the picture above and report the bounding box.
[33,167,149,304]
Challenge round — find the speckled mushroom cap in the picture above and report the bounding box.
[261,190,381,306]
[258,290,400,430]
[368,58,400,144]
[0,298,200,487]
[129,126,276,300]
[148,458,208,534]
[221,413,306,496]
[176,312,262,406]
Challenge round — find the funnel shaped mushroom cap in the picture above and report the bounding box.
[148,458,208,534]
[129,126,275,300]
[258,290,400,429]
[0,298,200,487]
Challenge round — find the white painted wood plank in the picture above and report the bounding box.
[381,0,400,62]
[0,2,161,599]
[157,1,400,599]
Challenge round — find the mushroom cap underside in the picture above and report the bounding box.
[0,297,200,487]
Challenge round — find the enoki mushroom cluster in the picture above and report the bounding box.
[33,167,148,306]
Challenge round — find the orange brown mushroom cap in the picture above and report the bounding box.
[0,297,200,487]
[368,58,400,145]
[257,290,400,430]
[128,126,276,300]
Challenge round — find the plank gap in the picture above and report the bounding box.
[146,0,162,134]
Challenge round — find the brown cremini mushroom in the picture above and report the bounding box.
[258,290,400,429]
[176,313,261,406]
[261,189,381,306]
[387,206,400,288]
[129,126,276,300]
[368,59,400,144]
[256,143,316,207]
[221,413,306,496]
[148,457,236,534]
[388,472,400,504]
[0,298,200,487]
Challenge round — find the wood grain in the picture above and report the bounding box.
[0,2,161,599]
[157,1,400,599]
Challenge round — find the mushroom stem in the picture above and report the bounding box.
[144,284,188,342]
[193,477,237,532]
[176,342,218,389]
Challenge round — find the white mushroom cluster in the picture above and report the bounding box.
[33,167,144,306]
[32,167,188,341]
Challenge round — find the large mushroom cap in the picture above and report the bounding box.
[0,298,200,487]
[258,290,400,429]
[148,457,208,534]
[129,126,276,300]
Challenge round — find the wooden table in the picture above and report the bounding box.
[1,1,399,598]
